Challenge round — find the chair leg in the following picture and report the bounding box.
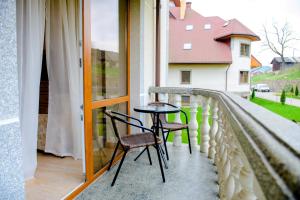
[186,128,192,154]
[134,147,147,161]
[111,150,127,187]
[162,131,169,160]
[146,146,152,165]
[108,142,120,171]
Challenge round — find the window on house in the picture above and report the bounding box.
[181,71,191,84]
[239,71,249,84]
[181,96,190,105]
[240,43,250,57]
[204,24,211,30]
[183,43,192,50]
[186,25,194,31]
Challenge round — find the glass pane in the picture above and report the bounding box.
[91,0,127,100]
[92,103,127,174]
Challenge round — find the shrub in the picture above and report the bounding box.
[251,89,255,99]
[280,90,286,105]
[296,86,299,96]
[290,86,294,93]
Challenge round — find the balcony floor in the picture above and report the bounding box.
[76,144,219,200]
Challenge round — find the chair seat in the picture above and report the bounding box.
[161,122,188,131]
[121,132,162,149]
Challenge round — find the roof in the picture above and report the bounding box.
[271,57,300,64]
[169,6,260,64]
[251,55,262,69]
[251,66,272,73]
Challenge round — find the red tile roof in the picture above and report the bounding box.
[169,7,260,64]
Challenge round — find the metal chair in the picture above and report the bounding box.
[104,110,164,186]
[148,102,192,160]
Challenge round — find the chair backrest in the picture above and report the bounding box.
[104,110,123,143]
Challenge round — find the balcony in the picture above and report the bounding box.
[76,87,300,200]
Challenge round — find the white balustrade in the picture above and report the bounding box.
[189,95,199,149]
[214,108,223,165]
[200,97,211,155]
[208,100,218,160]
[173,94,182,146]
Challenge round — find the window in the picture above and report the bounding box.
[181,96,190,105]
[186,25,194,31]
[183,43,192,50]
[181,71,191,84]
[239,71,249,84]
[240,43,250,57]
[204,24,211,30]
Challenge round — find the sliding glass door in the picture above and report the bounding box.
[83,0,130,180]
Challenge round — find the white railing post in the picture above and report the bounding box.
[173,94,182,146]
[189,95,199,149]
[200,97,211,155]
[214,108,223,165]
[208,100,218,160]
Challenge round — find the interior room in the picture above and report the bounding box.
[17,0,85,199]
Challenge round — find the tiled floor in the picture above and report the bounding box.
[76,144,219,200]
[25,152,84,200]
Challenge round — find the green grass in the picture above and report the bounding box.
[251,65,300,85]
[250,97,300,122]
[166,107,203,144]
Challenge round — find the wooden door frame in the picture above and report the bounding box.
[65,0,131,198]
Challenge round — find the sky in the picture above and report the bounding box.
[191,0,300,66]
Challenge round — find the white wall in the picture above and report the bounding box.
[227,37,251,93]
[168,64,228,90]
[160,0,169,87]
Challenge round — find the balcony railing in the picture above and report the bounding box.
[149,87,300,200]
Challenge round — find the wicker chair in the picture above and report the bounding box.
[148,102,192,160]
[104,110,164,186]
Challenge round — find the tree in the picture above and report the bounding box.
[263,22,299,69]
[296,86,299,96]
[280,90,286,105]
[290,86,294,94]
[251,89,255,99]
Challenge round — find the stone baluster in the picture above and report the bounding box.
[214,108,223,165]
[189,95,199,149]
[173,94,182,146]
[208,100,218,160]
[158,93,168,104]
[200,97,211,155]
[232,166,257,200]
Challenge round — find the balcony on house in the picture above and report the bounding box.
[76,87,300,200]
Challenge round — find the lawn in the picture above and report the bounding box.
[166,107,203,144]
[250,97,300,122]
[251,65,300,85]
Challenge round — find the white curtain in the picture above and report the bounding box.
[17,0,46,179]
[45,0,82,159]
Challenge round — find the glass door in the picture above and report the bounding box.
[83,0,130,180]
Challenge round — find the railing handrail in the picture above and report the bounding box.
[149,86,300,199]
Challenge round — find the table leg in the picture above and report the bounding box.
[154,113,165,182]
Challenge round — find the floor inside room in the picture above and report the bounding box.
[25,152,84,200]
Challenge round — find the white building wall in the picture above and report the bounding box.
[168,64,228,90]
[227,37,251,94]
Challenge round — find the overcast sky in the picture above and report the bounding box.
[191,0,300,66]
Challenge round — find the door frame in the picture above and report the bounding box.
[65,0,131,198]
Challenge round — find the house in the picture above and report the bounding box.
[1,0,300,200]
[168,0,260,97]
[251,55,262,69]
[271,57,300,71]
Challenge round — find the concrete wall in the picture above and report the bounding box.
[168,64,228,90]
[227,37,251,93]
[0,0,25,199]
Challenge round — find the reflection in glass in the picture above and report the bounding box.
[91,0,127,100]
[92,103,127,173]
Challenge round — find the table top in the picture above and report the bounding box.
[134,104,180,114]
